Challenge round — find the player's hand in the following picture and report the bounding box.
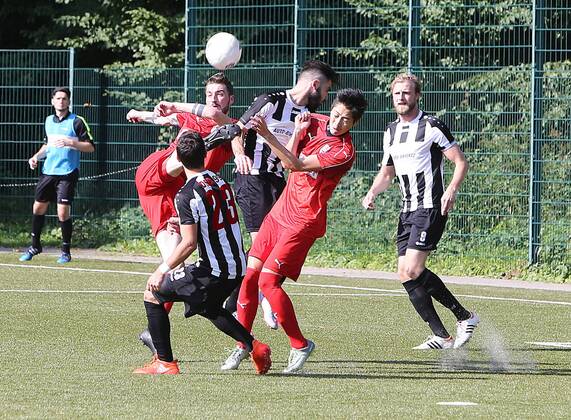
[126,109,143,123]
[146,270,165,292]
[250,115,271,139]
[440,188,457,215]
[295,112,311,133]
[166,216,180,234]
[52,138,74,148]
[361,191,376,210]
[234,154,252,174]
[28,156,38,170]
[154,101,176,117]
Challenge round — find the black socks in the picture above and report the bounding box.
[423,269,471,321]
[60,218,72,254]
[31,214,45,250]
[203,307,254,352]
[403,276,450,338]
[144,301,173,362]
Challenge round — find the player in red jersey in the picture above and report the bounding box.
[127,73,235,262]
[221,89,368,373]
[127,73,237,354]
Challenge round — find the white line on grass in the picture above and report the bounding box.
[2,262,571,306]
[526,342,571,349]
[437,402,478,406]
[0,262,149,276]
[0,289,140,294]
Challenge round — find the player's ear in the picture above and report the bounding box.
[311,79,320,92]
[229,95,235,107]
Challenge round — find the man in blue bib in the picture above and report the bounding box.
[20,87,94,264]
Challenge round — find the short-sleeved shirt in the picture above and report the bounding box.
[239,90,308,175]
[268,113,355,238]
[381,111,456,212]
[174,170,246,279]
[42,112,93,175]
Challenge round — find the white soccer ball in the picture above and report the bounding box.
[205,32,242,70]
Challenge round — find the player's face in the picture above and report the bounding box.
[51,92,70,113]
[205,83,234,114]
[392,81,420,116]
[328,102,355,136]
[307,79,333,112]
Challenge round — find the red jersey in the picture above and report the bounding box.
[137,113,233,189]
[269,113,355,238]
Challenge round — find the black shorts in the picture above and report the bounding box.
[396,208,448,256]
[34,169,79,204]
[233,172,286,233]
[153,264,241,318]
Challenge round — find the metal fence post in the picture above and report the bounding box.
[529,0,544,264]
[184,0,196,102]
[408,0,421,72]
[68,48,75,112]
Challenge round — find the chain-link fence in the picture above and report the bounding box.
[0,1,569,271]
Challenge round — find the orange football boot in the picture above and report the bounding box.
[133,357,180,375]
[250,340,272,375]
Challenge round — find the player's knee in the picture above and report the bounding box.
[258,272,281,295]
[403,266,423,281]
[143,290,159,304]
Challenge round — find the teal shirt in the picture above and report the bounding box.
[43,112,93,175]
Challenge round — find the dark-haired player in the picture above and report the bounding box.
[222,88,367,373]
[20,87,94,264]
[225,60,340,329]
[362,73,479,350]
[133,131,271,375]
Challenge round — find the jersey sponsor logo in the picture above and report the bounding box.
[319,144,331,153]
[273,128,292,136]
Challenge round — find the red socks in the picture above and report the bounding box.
[258,271,306,349]
[236,267,261,332]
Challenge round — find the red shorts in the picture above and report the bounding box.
[135,150,185,237]
[249,214,317,280]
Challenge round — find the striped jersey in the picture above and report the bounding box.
[381,111,456,212]
[174,170,246,279]
[239,90,308,175]
[269,113,355,238]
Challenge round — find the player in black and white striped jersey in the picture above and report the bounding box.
[362,73,479,350]
[231,60,339,239]
[133,131,271,376]
[174,166,245,279]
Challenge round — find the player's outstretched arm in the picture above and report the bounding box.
[441,144,469,215]
[250,114,320,172]
[126,109,178,126]
[361,165,396,210]
[153,101,233,126]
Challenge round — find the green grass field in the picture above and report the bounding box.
[0,252,570,418]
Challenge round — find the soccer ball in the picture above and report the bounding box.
[205,32,242,70]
